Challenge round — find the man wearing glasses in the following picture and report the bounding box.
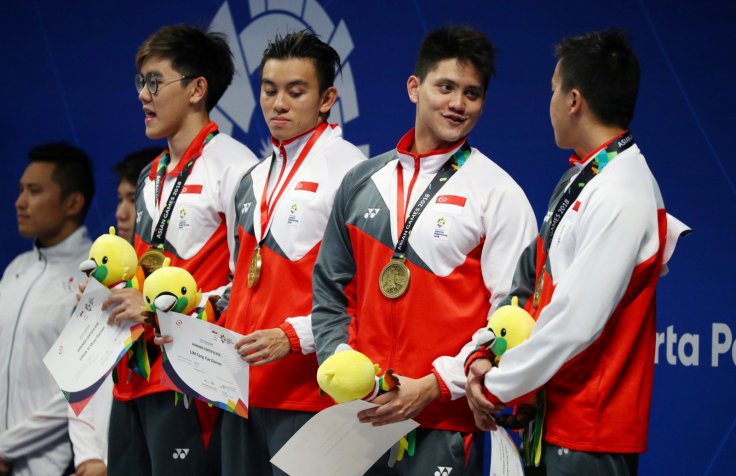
[103,24,258,476]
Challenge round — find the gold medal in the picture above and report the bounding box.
[379,258,410,299]
[532,273,544,308]
[247,247,262,288]
[138,248,166,277]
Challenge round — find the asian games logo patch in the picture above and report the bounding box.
[433,216,450,240]
[209,1,369,158]
[287,203,300,226]
[178,207,190,230]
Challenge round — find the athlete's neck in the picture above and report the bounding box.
[166,114,210,170]
[573,122,626,159]
[411,128,455,156]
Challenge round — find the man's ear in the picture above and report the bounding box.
[569,88,582,114]
[189,76,208,107]
[319,86,338,116]
[407,75,421,104]
[63,191,85,220]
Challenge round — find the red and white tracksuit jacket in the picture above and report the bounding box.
[220,124,366,413]
[475,138,686,453]
[312,129,537,432]
[114,127,258,401]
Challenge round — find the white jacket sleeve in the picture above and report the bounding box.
[284,315,315,354]
[484,188,650,403]
[433,183,537,400]
[0,392,68,461]
[67,376,112,467]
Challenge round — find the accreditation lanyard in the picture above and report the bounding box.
[391,141,470,260]
[151,122,218,247]
[543,131,634,251]
[256,122,328,244]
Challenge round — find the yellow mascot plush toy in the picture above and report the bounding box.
[485,296,535,363]
[79,226,140,289]
[142,258,201,316]
[464,296,542,466]
[317,344,409,463]
[316,344,399,403]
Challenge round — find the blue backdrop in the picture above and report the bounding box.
[1,1,734,474]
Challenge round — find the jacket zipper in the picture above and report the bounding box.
[4,251,48,428]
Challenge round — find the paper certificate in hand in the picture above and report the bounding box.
[490,427,525,476]
[43,278,144,415]
[158,310,249,418]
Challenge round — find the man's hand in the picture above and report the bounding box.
[235,328,290,366]
[357,374,440,426]
[104,288,146,325]
[0,457,11,475]
[466,358,504,431]
[153,334,172,346]
[74,459,107,476]
[76,276,90,303]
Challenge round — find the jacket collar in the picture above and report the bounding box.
[34,226,90,263]
[395,128,466,174]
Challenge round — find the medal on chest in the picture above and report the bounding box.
[379,257,411,299]
[247,247,262,288]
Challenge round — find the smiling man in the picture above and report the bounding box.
[103,24,258,476]
[311,26,537,474]
[0,143,94,476]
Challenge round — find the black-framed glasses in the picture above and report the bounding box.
[134,72,196,95]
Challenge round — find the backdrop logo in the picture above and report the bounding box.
[209,0,367,157]
[655,323,736,367]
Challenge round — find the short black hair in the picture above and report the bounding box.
[260,30,341,93]
[28,142,95,222]
[555,29,640,129]
[136,24,235,111]
[414,26,497,95]
[114,148,162,184]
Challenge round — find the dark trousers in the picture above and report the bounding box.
[107,392,220,476]
[543,443,639,476]
[220,407,313,476]
[365,428,485,476]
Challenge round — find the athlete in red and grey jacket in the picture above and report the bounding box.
[103,25,258,476]
[312,27,536,476]
[465,30,689,476]
[214,31,366,474]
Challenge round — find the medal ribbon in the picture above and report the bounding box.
[151,122,219,247]
[543,130,634,251]
[392,141,470,259]
[256,122,328,243]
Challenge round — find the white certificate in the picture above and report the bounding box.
[158,310,249,418]
[490,427,525,476]
[271,400,419,476]
[43,278,144,415]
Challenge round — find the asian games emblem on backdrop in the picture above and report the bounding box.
[209,0,368,158]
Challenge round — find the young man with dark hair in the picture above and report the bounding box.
[113,148,162,242]
[0,143,94,476]
[465,29,687,476]
[103,24,258,476]
[216,30,366,474]
[311,26,536,475]
[67,146,162,476]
